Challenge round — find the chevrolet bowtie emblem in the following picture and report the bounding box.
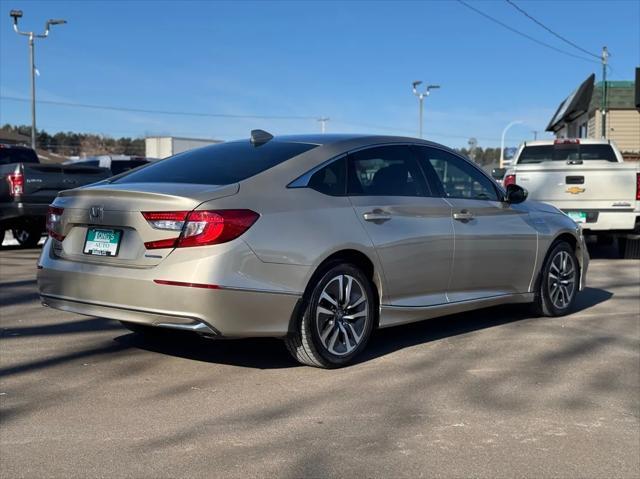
[566,186,585,195]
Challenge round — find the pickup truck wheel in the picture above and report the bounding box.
[12,226,44,248]
[619,238,640,259]
[533,241,579,317]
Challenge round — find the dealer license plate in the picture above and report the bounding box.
[83,228,122,256]
[567,211,587,224]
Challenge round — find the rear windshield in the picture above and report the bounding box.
[0,147,39,165]
[517,144,617,164]
[114,140,317,185]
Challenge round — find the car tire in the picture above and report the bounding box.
[533,241,579,317]
[12,226,43,248]
[618,237,640,259]
[285,263,375,368]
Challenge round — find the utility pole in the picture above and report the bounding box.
[532,130,538,140]
[411,81,440,138]
[10,10,67,149]
[600,46,609,139]
[500,120,523,168]
[317,117,329,134]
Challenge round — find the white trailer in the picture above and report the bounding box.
[145,136,222,159]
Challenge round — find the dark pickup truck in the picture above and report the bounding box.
[1,144,110,247]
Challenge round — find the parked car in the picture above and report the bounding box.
[0,143,111,247]
[64,155,153,176]
[504,139,640,258]
[37,132,588,368]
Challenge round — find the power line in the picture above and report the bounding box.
[505,0,600,59]
[0,95,318,121]
[456,0,599,64]
[2,95,506,142]
[335,119,503,142]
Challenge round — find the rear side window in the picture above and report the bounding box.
[517,144,617,164]
[308,157,346,196]
[114,141,317,185]
[347,146,428,197]
[0,147,39,165]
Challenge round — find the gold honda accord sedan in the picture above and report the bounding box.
[37,131,588,368]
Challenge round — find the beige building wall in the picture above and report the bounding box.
[607,110,640,153]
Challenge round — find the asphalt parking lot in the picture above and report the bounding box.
[1,242,638,478]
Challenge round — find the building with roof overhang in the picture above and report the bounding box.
[546,68,640,156]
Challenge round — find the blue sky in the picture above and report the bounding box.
[0,0,638,148]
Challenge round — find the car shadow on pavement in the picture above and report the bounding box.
[113,286,613,369]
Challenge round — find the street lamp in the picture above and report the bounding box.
[412,81,440,138]
[10,10,67,149]
[499,120,523,168]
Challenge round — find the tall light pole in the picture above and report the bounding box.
[500,120,523,168]
[600,46,609,139]
[317,117,329,134]
[412,81,440,138]
[10,10,67,149]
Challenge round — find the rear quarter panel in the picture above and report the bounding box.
[196,178,386,300]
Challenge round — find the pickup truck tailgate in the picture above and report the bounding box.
[21,163,111,204]
[515,162,638,204]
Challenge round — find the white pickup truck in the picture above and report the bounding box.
[505,139,640,258]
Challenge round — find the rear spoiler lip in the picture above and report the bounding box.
[54,182,240,205]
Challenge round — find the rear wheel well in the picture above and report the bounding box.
[288,249,379,334]
[318,249,375,281]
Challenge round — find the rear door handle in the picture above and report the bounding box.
[453,210,474,221]
[363,211,392,222]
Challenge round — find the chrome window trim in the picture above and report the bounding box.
[287,153,348,188]
[287,141,506,200]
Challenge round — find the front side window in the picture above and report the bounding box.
[416,147,499,201]
[347,146,428,197]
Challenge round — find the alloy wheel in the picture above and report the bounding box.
[547,250,577,310]
[315,274,369,356]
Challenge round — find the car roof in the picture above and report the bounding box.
[258,133,449,150]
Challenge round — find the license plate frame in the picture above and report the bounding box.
[83,228,123,257]
[567,211,587,224]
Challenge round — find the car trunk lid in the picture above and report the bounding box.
[51,182,239,267]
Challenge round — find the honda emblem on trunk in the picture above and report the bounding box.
[89,206,104,222]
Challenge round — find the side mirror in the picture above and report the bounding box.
[505,184,528,204]
[491,167,506,181]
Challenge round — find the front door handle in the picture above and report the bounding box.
[363,210,392,222]
[453,210,474,221]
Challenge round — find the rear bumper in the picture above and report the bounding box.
[0,201,48,228]
[37,239,306,337]
[562,209,639,233]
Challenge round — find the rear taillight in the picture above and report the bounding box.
[636,173,640,201]
[7,172,24,196]
[46,206,65,241]
[142,209,259,250]
[503,174,516,187]
[142,211,188,231]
